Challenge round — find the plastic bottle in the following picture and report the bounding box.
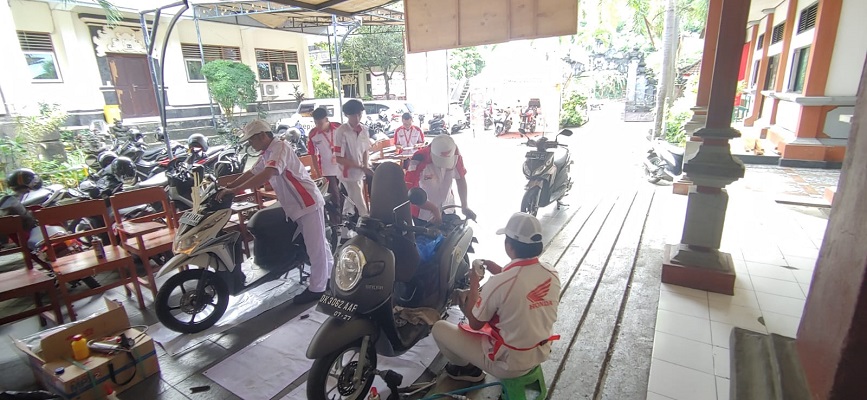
[71,334,89,360]
[92,237,105,260]
[104,384,120,400]
[367,387,381,400]
[472,259,486,280]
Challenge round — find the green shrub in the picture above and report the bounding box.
[201,60,258,121]
[560,92,589,128]
[664,97,693,146]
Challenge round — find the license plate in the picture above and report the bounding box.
[526,151,548,160]
[317,294,359,321]
[179,212,203,226]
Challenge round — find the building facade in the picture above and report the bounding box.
[741,0,866,167]
[0,0,313,132]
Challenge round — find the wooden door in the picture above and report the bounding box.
[107,54,158,118]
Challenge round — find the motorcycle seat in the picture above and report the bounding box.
[141,147,164,160]
[666,144,685,156]
[136,159,159,169]
[553,148,569,168]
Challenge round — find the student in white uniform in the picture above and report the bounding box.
[404,135,476,224]
[218,119,333,304]
[334,100,372,222]
[432,212,561,381]
[393,112,425,157]
[307,107,342,210]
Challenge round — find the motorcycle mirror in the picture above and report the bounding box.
[559,129,574,137]
[408,187,427,206]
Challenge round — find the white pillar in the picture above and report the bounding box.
[0,1,34,115]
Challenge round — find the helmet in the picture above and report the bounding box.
[98,151,118,169]
[6,169,42,192]
[342,99,364,116]
[429,135,458,170]
[187,133,209,152]
[110,157,136,180]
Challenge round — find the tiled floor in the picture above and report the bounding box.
[646,173,828,400]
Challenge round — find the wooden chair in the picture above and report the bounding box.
[35,200,144,320]
[216,174,258,257]
[255,181,278,209]
[300,154,320,179]
[0,215,63,326]
[109,187,175,300]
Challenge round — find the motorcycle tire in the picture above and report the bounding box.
[307,339,377,400]
[645,157,664,184]
[155,268,229,333]
[495,125,504,136]
[521,186,542,217]
[529,121,536,133]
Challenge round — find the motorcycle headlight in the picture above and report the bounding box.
[334,245,366,291]
[173,215,221,254]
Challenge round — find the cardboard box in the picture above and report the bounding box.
[15,299,160,400]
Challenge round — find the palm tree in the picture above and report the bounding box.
[61,0,122,25]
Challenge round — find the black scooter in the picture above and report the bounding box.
[644,137,685,183]
[519,128,574,216]
[305,162,475,400]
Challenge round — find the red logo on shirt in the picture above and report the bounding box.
[527,278,553,309]
[439,150,452,157]
[266,160,277,167]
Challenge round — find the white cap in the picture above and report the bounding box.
[496,212,543,244]
[430,135,458,170]
[238,119,271,142]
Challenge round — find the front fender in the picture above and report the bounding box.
[156,253,210,277]
[306,317,378,359]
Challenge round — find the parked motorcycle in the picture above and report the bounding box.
[426,113,448,136]
[277,121,309,156]
[153,166,315,333]
[449,111,470,134]
[483,107,493,131]
[305,162,475,400]
[643,137,684,184]
[519,128,574,216]
[493,109,512,136]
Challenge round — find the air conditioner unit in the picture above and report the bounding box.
[260,83,277,97]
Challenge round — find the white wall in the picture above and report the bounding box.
[825,0,867,96]
[405,50,449,114]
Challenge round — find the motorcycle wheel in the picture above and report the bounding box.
[529,121,536,133]
[521,186,542,217]
[307,339,377,400]
[495,125,504,136]
[155,268,229,333]
[644,157,664,184]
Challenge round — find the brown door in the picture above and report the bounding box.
[107,54,159,118]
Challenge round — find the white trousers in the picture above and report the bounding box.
[340,179,369,217]
[431,320,532,379]
[296,210,333,292]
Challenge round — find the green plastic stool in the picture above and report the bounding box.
[501,365,547,400]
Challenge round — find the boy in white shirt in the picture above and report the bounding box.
[333,99,372,221]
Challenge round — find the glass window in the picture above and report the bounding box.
[257,62,272,80]
[789,47,810,93]
[287,63,300,81]
[185,59,204,81]
[764,55,779,91]
[750,60,760,87]
[271,62,287,81]
[24,52,61,81]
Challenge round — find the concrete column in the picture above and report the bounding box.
[0,0,34,116]
[661,0,749,295]
[796,56,867,400]
[744,9,776,127]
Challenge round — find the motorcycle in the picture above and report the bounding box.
[643,137,685,184]
[493,109,512,136]
[426,113,448,136]
[519,128,574,216]
[277,121,309,156]
[483,107,493,131]
[305,162,475,400]
[153,166,321,333]
[449,112,470,134]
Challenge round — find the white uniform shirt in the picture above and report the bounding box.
[308,122,341,177]
[394,125,425,156]
[406,147,467,222]
[251,139,324,221]
[473,257,561,371]
[334,123,371,182]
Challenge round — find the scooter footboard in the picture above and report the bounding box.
[306,317,378,359]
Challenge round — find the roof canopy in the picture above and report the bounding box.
[191,0,404,35]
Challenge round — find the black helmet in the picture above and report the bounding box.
[6,169,42,192]
[110,156,136,180]
[98,151,118,169]
[342,99,364,116]
[188,133,209,152]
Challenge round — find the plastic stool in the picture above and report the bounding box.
[501,365,547,400]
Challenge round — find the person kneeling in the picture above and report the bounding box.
[432,212,561,381]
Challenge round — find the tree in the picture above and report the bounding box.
[61,0,121,25]
[311,62,336,98]
[449,47,486,81]
[340,26,406,99]
[200,60,258,121]
[652,0,678,139]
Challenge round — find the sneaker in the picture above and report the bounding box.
[444,363,486,382]
[293,288,324,304]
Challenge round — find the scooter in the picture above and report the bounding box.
[426,114,448,136]
[493,109,512,136]
[305,162,475,400]
[643,137,685,184]
[153,166,316,333]
[519,128,574,216]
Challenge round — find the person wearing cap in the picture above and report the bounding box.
[393,112,425,157]
[334,99,373,225]
[431,212,561,382]
[217,119,333,304]
[404,135,475,224]
[307,107,343,210]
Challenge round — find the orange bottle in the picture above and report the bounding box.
[71,334,89,360]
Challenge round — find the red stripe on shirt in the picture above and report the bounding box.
[284,171,315,207]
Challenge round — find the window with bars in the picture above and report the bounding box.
[771,23,786,44]
[797,3,819,34]
[17,31,61,82]
[756,34,765,50]
[255,49,300,82]
[180,44,241,82]
[789,46,810,93]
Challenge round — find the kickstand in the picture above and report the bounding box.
[556,200,569,209]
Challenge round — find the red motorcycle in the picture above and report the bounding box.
[520,98,542,133]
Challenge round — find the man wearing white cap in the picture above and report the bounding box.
[217,119,333,304]
[405,135,476,224]
[431,212,561,381]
